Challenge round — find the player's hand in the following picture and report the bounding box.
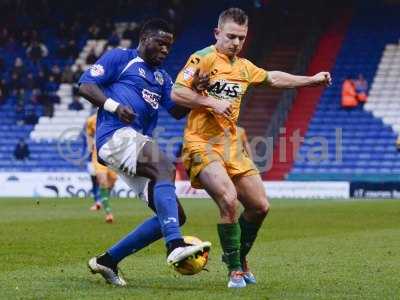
[116,105,136,124]
[211,98,233,118]
[311,72,332,87]
[192,69,210,92]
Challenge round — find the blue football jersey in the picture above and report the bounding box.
[79,48,177,150]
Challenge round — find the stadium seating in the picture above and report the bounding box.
[287,4,400,181]
[0,3,224,171]
[0,24,86,171]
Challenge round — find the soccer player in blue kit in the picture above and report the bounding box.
[78,19,211,286]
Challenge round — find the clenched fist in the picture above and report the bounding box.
[116,105,137,124]
[311,72,332,87]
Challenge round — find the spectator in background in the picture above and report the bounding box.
[24,108,38,125]
[25,73,37,90]
[30,89,41,105]
[36,70,47,90]
[69,20,82,41]
[39,75,59,117]
[44,75,60,103]
[107,30,120,47]
[50,64,62,83]
[66,39,79,59]
[58,40,69,59]
[61,66,74,83]
[5,35,18,52]
[88,23,101,39]
[100,20,115,38]
[24,90,39,125]
[122,23,139,44]
[9,72,24,92]
[355,73,368,104]
[0,28,9,47]
[68,95,84,111]
[57,22,69,40]
[39,93,54,117]
[86,49,98,65]
[14,138,30,161]
[26,40,49,63]
[0,79,8,104]
[15,104,25,125]
[0,55,4,73]
[20,29,31,48]
[15,88,26,109]
[12,57,25,77]
[341,75,357,109]
[72,64,84,83]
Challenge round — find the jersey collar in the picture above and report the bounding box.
[213,45,237,64]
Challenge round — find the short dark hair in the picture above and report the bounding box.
[218,7,248,28]
[139,18,173,38]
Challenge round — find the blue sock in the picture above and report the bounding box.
[153,181,182,243]
[91,175,101,203]
[93,187,101,203]
[92,183,101,203]
[108,216,162,263]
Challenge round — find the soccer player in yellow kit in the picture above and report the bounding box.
[86,113,118,223]
[171,8,331,288]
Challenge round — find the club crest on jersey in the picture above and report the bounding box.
[139,67,146,78]
[183,67,195,81]
[154,71,164,85]
[142,89,161,109]
[208,80,243,101]
[90,64,105,77]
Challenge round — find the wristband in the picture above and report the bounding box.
[103,98,120,113]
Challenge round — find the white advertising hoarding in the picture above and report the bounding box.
[0,173,349,199]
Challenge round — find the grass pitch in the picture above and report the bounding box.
[1,197,399,300]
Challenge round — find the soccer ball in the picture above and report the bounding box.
[173,236,210,276]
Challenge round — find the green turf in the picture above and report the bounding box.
[0,197,399,300]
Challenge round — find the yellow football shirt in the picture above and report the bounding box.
[175,45,268,143]
[86,114,96,139]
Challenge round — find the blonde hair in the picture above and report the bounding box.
[218,7,248,28]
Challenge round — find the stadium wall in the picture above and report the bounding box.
[0,173,351,199]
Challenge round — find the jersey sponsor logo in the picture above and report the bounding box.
[142,89,161,109]
[154,71,164,85]
[139,67,146,78]
[207,80,243,101]
[190,57,200,64]
[90,64,105,77]
[183,67,195,81]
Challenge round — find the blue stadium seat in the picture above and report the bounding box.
[289,4,400,180]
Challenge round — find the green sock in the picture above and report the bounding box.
[100,187,112,214]
[217,223,242,272]
[239,214,262,264]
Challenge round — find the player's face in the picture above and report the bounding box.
[214,21,247,58]
[143,31,174,66]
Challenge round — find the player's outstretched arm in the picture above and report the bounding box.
[78,83,136,124]
[267,71,332,89]
[171,85,232,118]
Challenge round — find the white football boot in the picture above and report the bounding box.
[167,241,211,265]
[88,257,126,286]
